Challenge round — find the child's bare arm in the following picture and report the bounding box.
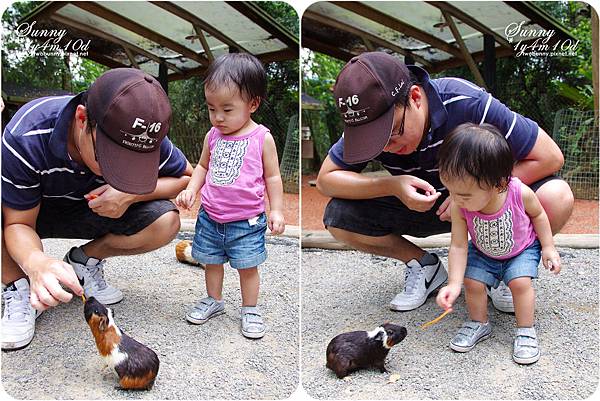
[522,184,561,273]
[176,135,210,210]
[437,203,468,310]
[262,132,285,234]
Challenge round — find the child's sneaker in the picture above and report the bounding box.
[449,320,492,352]
[186,296,225,324]
[240,306,265,339]
[513,327,540,364]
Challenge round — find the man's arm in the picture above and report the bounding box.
[2,205,83,311]
[512,127,564,185]
[87,161,193,218]
[316,155,441,212]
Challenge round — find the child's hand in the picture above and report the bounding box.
[268,210,285,235]
[175,189,196,210]
[542,246,561,274]
[436,284,461,311]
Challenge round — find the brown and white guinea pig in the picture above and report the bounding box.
[175,240,203,267]
[326,323,407,379]
[84,296,159,390]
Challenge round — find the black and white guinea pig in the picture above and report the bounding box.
[326,323,407,379]
[84,296,160,390]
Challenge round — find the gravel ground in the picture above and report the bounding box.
[302,247,599,400]
[1,234,299,400]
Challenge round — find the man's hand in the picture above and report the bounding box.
[542,246,561,274]
[436,284,461,311]
[27,257,83,311]
[268,210,285,235]
[175,189,196,210]
[436,197,453,222]
[87,184,136,218]
[392,175,441,212]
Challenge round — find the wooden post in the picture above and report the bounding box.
[441,10,487,89]
[158,62,168,94]
[483,34,496,95]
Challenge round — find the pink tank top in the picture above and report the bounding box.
[201,125,267,223]
[461,177,537,260]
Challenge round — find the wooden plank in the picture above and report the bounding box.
[73,1,208,66]
[123,46,139,69]
[301,35,356,62]
[193,25,214,63]
[332,1,463,59]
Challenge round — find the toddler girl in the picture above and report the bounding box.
[436,122,561,364]
[176,53,285,339]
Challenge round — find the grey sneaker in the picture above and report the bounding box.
[186,296,225,324]
[450,320,492,352]
[513,327,540,364]
[390,253,448,311]
[241,306,265,339]
[1,278,42,350]
[64,247,123,305]
[488,281,514,313]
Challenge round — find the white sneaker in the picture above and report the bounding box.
[64,247,123,305]
[390,253,448,311]
[1,278,41,350]
[488,281,514,313]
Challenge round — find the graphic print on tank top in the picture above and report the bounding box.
[209,138,249,186]
[473,209,515,257]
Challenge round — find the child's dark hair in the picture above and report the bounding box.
[438,123,513,191]
[203,53,267,103]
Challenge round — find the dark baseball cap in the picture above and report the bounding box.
[86,68,171,195]
[333,52,411,164]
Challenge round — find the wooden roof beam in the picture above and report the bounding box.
[50,13,184,75]
[225,1,299,51]
[426,1,511,49]
[442,11,487,89]
[150,1,250,54]
[72,1,208,66]
[301,35,357,62]
[331,1,463,59]
[303,10,432,68]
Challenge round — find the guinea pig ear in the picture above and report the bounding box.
[99,315,109,331]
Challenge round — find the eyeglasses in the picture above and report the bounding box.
[90,130,98,161]
[390,93,409,138]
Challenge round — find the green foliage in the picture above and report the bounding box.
[301,51,345,163]
[254,1,299,36]
[2,1,104,93]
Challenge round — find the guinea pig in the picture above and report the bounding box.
[84,296,160,390]
[326,323,407,379]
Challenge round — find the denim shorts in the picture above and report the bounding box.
[464,239,541,288]
[191,208,267,269]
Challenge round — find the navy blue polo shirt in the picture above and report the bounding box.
[2,93,188,210]
[329,66,539,193]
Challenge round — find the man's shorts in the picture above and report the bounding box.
[323,175,563,238]
[464,239,541,287]
[191,208,267,269]
[36,199,178,239]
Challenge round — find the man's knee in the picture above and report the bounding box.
[535,179,574,232]
[151,211,180,243]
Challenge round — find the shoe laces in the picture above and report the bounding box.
[2,288,30,321]
[86,260,108,291]
[403,264,424,295]
[497,282,512,298]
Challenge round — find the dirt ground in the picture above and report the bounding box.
[301,175,599,234]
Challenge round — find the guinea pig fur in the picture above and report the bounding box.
[326,323,407,379]
[84,296,160,390]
